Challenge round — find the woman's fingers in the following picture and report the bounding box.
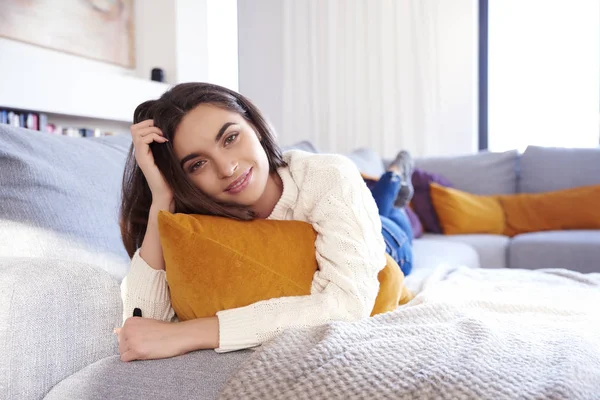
[118,337,128,355]
[138,133,168,145]
[135,126,164,138]
[130,120,167,143]
[116,328,136,361]
[131,119,154,129]
[116,329,128,356]
[120,349,137,362]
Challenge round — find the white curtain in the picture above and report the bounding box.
[281,0,444,158]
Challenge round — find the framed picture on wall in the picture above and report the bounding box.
[0,0,135,68]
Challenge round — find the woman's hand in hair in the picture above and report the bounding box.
[130,119,174,203]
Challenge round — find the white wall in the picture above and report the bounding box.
[206,0,239,91]
[237,0,478,157]
[237,0,284,137]
[135,1,178,83]
[175,0,209,84]
[137,0,238,88]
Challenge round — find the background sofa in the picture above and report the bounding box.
[345,144,600,274]
[1,124,597,399]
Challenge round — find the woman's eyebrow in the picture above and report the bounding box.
[179,122,238,169]
[215,122,237,142]
[180,152,199,169]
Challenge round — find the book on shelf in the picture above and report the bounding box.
[0,108,119,137]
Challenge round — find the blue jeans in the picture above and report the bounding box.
[369,171,414,276]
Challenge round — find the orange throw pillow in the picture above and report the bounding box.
[498,185,600,237]
[429,183,505,235]
[157,211,413,321]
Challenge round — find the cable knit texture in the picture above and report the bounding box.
[120,150,386,352]
[219,266,600,399]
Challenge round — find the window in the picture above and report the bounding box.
[486,0,599,152]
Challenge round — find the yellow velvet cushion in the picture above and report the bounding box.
[429,183,505,235]
[157,211,413,321]
[498,185,600,237]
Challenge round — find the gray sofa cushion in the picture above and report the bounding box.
[407,238,480,293]
[345,148,386,177]
[0,125,132,279]
[282,140,318,153]
[44,351,252,400]
[0,257,122,400]
[508,231,600,273]
[421,233,510,269]
[415,150,519,195]
[518,145,600,193]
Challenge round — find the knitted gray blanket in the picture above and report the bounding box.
[219,266,600,400]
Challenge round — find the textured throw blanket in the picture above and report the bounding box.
[219,266,600,400]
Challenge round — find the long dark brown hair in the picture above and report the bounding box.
[119,82,286,258]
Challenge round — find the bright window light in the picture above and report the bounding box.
[488,0,599,152]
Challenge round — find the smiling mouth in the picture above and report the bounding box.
[225,167,252,193]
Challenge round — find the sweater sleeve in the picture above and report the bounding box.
[215,155,386,353]
[120,249,177,324]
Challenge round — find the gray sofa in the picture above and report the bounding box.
[0,124,597,399]
[345,144,600,274]
[414,147,600,273]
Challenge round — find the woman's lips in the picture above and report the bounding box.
[225,167,252,194]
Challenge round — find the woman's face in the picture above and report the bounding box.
[173,104,270,207]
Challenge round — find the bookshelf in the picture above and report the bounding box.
[0,107,138,137]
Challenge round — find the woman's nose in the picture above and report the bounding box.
[217,159,238,178]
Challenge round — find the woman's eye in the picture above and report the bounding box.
[189,160,205,172]
[224,133,238,146]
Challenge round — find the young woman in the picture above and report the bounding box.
[115,82,414,362]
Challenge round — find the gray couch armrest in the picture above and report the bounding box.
[0,257,123,400]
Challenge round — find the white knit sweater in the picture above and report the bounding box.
[120,150,387,353]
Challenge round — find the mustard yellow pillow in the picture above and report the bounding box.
[429,183,505,235]
[498,185,600,237]
[157,211,413,321]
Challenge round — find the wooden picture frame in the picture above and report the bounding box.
[0,0,136,68]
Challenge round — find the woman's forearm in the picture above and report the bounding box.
[139,198,174,271]
[176,317,220,352]
[136,199,220,352]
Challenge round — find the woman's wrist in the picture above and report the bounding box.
[175,317,220,353]
[151,196,175,213]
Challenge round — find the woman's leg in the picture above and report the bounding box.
[370,150,415,275]
[380,216,413,276]
[388,207,414,243]
[370,150,415,217]
[370,171,401,218]
[369,172,414,242]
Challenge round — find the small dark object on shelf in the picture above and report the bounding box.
[151,68,165,82]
